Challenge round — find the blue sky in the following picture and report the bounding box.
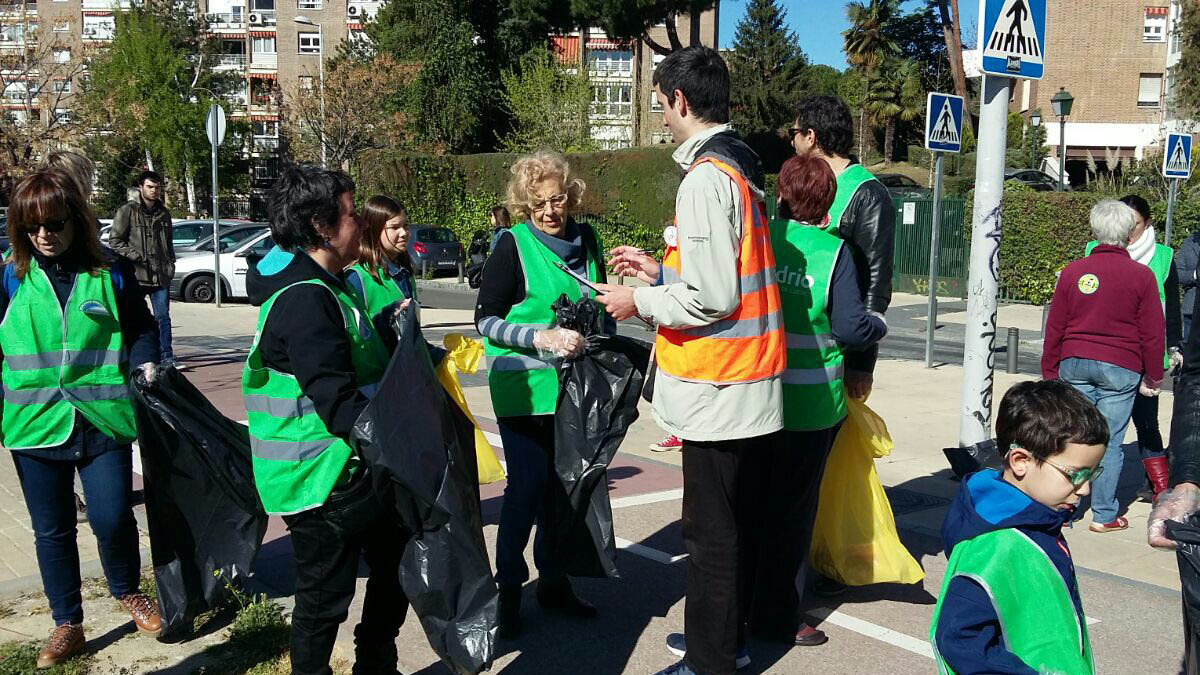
[718,0,981,70]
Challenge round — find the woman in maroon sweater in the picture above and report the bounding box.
[1042,199,1165,533]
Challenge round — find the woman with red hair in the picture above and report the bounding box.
[741,154,888,640]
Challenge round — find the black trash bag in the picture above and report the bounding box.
[130,366,268,640]
[352,305,496,675]
[549,294,651,578]
[943,439,1003,480]
[1168,516,1200,675]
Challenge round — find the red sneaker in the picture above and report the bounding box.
[650,435,683,452]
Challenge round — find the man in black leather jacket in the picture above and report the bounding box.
[790,96,895,399]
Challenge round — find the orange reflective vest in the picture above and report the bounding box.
[654,156,786,385]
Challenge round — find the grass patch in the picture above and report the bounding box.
[138,572,158,606]
[190,572,290,675]
[0,641,94,675]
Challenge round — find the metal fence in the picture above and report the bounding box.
[891,197,968,298]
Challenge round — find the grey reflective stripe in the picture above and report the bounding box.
[679,310,783,339]
[486,353,554,371]
[740,266,775,294]
[662,266,680,284]
[244,394,317,418]
[781,364,844,385]
[3,383,128,405]
[251,437,335,461]
[5,349,125,372]
[785,332,839,351]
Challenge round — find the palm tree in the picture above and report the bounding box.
[843,0,900,158]
[865,58,925,164]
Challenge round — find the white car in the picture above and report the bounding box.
[170,229,275,303]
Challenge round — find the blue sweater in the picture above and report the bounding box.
[935,470,1085,675]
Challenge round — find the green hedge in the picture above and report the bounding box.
[354,146,681,252]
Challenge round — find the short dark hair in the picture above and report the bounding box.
[996,380,1108,465]
[1119,194,1152,222]
[268,164,355,252]
[777,155,837,224]
[793,96,854,158]
[652,46,730,124]
[136,170,163,187]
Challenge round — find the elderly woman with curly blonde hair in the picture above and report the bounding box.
[475,149,612,638]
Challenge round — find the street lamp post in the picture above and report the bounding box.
[1051,87,1074,191]
[294,15,325,168]
[1029,111,1042,170]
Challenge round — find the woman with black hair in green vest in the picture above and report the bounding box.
[748,154,887,642]
[242,165,412,675]
[474,149,612,639]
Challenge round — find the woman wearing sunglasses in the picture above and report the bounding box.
[475,149,612,638]
[1,171,162,667]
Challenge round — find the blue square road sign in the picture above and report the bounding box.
[979,0,1046,80]
[926,93,965,154]
[1164,133,1193,180]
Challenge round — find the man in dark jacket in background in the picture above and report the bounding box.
[1177,230,1200,342]
[110,171,176,367]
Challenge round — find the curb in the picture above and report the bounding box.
[414,279,477,294]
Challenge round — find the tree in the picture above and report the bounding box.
[0,14,91,197]
[843,0,900,158]
[283,53,413,170]
[889,3,952,96]
[933,0,976,135]
[864,59,923,164]
[803,65,844,98]
[510,0,719,55]
[727,0,807,136]
[498,46,594,153]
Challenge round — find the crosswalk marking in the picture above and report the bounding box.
[809,607,935,659]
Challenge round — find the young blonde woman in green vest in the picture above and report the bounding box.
[474,150,610,638]
[2,170,163,667]
[242,166,411,675]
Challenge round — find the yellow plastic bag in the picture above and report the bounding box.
[435,334,506,485]
[809,399,924,586]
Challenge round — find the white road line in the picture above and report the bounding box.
[611,488,684,509]
[808,607,934,659]
[615,537,688,564]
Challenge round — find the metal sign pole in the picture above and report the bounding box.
[1166,177,1179,248]
[925,151,945,368]
[959,74,1011,448]
[211,129,221,307]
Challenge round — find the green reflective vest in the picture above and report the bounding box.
[243,277,389,515]
[825,164,881,237]
[1085,239,1173,369]
[348,262,416,326]
[769,219,846,431]
[483,222,601,417]
[0,261,136,449]
[930,528,1094,675]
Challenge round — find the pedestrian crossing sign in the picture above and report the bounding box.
[979,0,1046,80]
[1163,133,1193,179]
[925,93,964,153]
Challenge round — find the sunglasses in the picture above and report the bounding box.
[1009,444,1104,488]
[22,218,68,234]
[787,127,806,141]
[531,193,568,212]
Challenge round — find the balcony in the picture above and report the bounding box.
[206,12,245,30]
[246,10,276,27]
[248,53,276,70]
[253,137,279,151]
[81,0,132,9]
[346,1,381,22]
[214,54,246,70]
[0,1,35,16]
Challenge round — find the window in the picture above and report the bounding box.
[251,36,276,53]
[1139,73,1163,107]
[53,20,68,32]
[172,222,209,247]
[53,79,70,94]
[52,47,69,63]
[588,50,632,75]
[82,15,115,40]
[298,31,320,54]
[252,120,278,137]
[417,228,456,243]
[592,84,632,117]
[249,234,274,255]
[53,108,71,124]
[1145,11,1167,42]
[251,0,273,9]
[298,0,321,8]
[298,75,315,92]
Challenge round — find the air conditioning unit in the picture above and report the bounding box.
[0,35,10,42]
[346,5,359,18]
[248,13,262,25]
[205,13,218,22]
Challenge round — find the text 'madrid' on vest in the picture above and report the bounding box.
[769,219,847,431]
[0,260,136,449]
[1085,239,1174,369]
[826,164,881,238]
[242,276,389,516]
[655,157,786,385]
[483,221,603,418]
[930,528,1094,675]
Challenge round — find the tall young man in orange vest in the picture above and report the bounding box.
[598,47,822,675]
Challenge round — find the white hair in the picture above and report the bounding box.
[1089,200,1137,248]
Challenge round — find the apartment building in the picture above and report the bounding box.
[1012,1,1173,176]
[551,8,718,149]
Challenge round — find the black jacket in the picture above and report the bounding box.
[835,163,896,374]
[111,199,175,288]
[1178,232,1200,319]
[1172,310,1200,486]
[247,248,374,443]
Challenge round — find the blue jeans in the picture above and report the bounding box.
[1059,357,1140,524]
[11,446,141,625]
[494,415,562,588]
[148,286,174,361]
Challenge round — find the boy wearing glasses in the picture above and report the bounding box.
[930,380,1107,675]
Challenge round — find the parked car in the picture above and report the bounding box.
[170,229,275,303]
[176,223,268,256]
[409,226,465,274]
[171,219,252,254]
[1004,168,1067,191]
[876,173,932,199]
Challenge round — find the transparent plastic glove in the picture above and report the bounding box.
[138,363,158,384]
[1139,378,1161,397]
[533,328,585,359]
[1171,347,1185,371]
[1148,484,1200,549]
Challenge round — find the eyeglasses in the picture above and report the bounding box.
[1009,444,1103,487]
[530,194,568,212]
[787,127,806,141]
[23,218,68,234]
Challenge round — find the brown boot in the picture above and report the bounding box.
[37,623,85,669]
[118,592,162,637]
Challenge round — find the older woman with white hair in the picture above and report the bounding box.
[474,149,612,638]
[1042,199,1166,533]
